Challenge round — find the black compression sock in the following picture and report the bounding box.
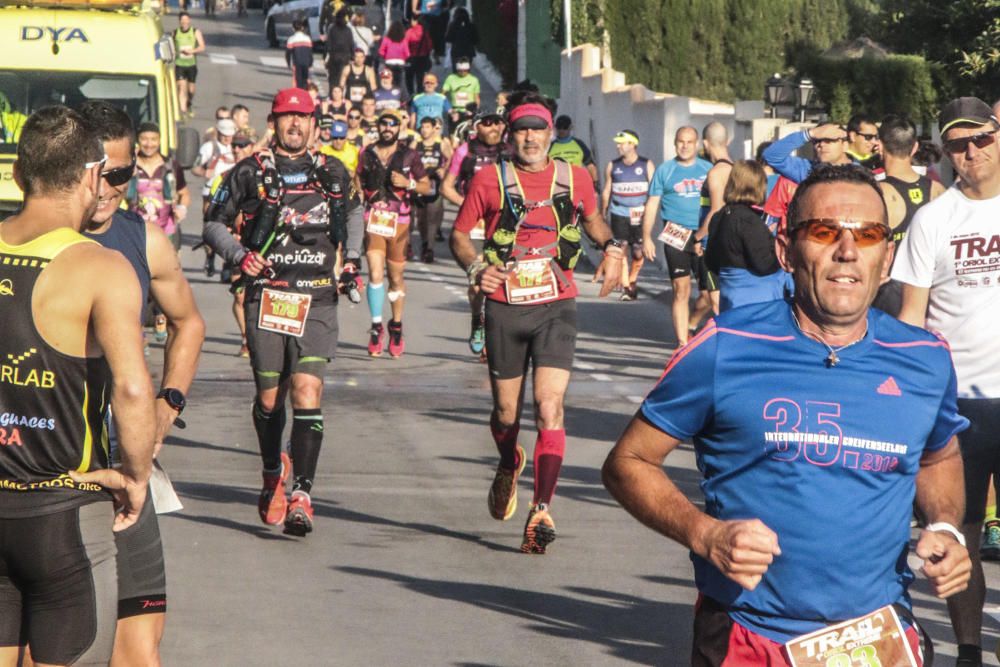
[252,401,286,470]
[957,644,982,665]
[290,408,323,492]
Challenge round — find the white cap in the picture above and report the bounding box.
[216,118,237,136]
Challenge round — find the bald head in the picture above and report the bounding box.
[675,126,697,142]
[702,121,728,147]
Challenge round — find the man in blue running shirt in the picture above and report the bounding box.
[606,164,972,666]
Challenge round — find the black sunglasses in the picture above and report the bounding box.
[811,137,847,147]
[348,113,362,119]
[378,119,400,127]
[103,160,136,187]
[478,118,503,127]
[943,129,998,154]
[856,132,878,141]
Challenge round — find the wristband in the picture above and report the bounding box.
[466,261,486,286]
[408,178,416,191]
[925,522,966,547]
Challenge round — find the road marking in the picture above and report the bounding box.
[209,53,238,65]
[574,361,596,370]
[259,56,287,68]
[590,373,614,382]
[627,395,644,404]
[429,275,442,282]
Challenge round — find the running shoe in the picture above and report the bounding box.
[521,503,556,554]
[258,451,290,526]
[368,323,385,357]
[620,285,638,301]
[220,267,232,283]
[469,320,486,355]
[284,490,314,536]
[488,445,526,521]
[238,343,250,358]
[204,255,215,278]
[982,520,1000,561]
[421,245,435,264]
[388,320,405,358]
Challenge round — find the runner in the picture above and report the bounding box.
[172,12,205,118]
[193,118,237,279]
[0,105,154,666]
[414,116,452,263]
[601,129,653,301]
[694,121,734,314]
[442,57,481,134]
[872,114,943,317]
[605,164,971,666]
[894,97,1000,667]
[203,88,358,536]
[409,72,450,128]
[373,68,403,113]
[286,19,314,91]
[128,121,190,253]
[549,114,598,184]
[345,107,365,148]
[356,109,431,358]
[846,113,883,173]
[340,47,376,106]
[79,100,205,667]
[441,108,508,357]
[641,126,712,347]
[449,92,624,553]
[316,119,365,300]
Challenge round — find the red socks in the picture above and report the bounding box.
[490,413,520,470]
[533,429,565,505]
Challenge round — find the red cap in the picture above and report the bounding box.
[271,88,315,115]
[508,103,552,130]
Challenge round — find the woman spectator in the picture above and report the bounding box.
[322,85,351,122]
[445,7,477,69]
[704,160,789,312]
[325,8,355,96]
[378,21,409,88]
[405,13,433,98]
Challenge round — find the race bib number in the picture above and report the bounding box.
[504,257,559,304]
[454,91,470,108]
[629,206,644,226]
[785,606,919,667]
[470,219,486,241]
[257,289,312,338]
[366,208,399,238]
[657,221,693,251]
[349,86,367,103]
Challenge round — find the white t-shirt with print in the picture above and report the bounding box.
[196,140,235,197]
[892,185,1000,398]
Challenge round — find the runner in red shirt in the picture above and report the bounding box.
[449,92,623,553]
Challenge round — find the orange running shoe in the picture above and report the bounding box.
[284,490,314,536]
[258,451,291,526]
[488,445,526,521]
[521,503,556,554]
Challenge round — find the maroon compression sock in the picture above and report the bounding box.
[533,429,565,504]
[490,413,520,470]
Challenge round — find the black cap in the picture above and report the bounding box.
[939,97,998,134]
[318,114,334,129]
[554,115,572,130]
[138,121,160,135]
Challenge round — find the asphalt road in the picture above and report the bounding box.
[148,9,1000,665]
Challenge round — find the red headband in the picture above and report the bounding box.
[508,103,553,128]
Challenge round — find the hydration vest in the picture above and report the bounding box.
[483,160,582,289]
[418,139,444,202]
[359,141,415,213]
[127,161,176,234]
[457,139,505,194]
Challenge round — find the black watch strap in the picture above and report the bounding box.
[157,388,186,414]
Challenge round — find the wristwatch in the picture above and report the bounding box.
[925,522,967,547]
[157,388,186,415]
[602,238,625,253]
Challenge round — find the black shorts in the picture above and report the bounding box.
[175,64,198,82]
[956,397,1000,524]
[245,300,339,389]
[610,214,643,254]
[663,242,717,291]
[0,501,117,665]
[484,299,577,380]
[116,486,166,618]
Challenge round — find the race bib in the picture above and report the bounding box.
[629,206,644,226]
[454,91,470,108]
[504,257,559,304]
[784,606,919,667]
[349,86,367,103]
[257,289,312,338]
[470,219,486,241]
[366,208,399,238]
[658,221,693,251]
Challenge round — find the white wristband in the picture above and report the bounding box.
[925,522,966,547]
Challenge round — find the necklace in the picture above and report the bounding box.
[791,310,868,368]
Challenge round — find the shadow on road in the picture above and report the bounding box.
[336,565,688,665]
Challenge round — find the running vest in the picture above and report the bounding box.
[0,228,111,517]
[359,141,420,215]
[699,158,733,224]
[345,64,372,103]
[83,210,150,312]
[883,174,932,244]
[548,138,586,166]
[457,139,505,194]
[608,156,650,217]
[173,27,197,67]
[483,159,582,288]
[127,160,177,235]
[418,139,444,202]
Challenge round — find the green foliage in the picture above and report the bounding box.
[600,0,850,102]
[801,54,939,127]
[550,0,605,47]
[470,0,516,88]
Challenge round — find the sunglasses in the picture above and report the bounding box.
[855,132,878,141]
[348,114,361,120]
[378,119,400,127]
[811,137,847,147]
[102,160,136,187]
[943,129,998,154]
[793,219,891,248]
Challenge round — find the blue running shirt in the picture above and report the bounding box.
[640,300,968,643]
[649,157,711,229]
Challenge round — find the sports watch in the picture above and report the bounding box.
[602,238,625,253]
[157,388,186,414]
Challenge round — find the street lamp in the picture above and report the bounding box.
[797,78,815,123]
[765,73,784,119]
